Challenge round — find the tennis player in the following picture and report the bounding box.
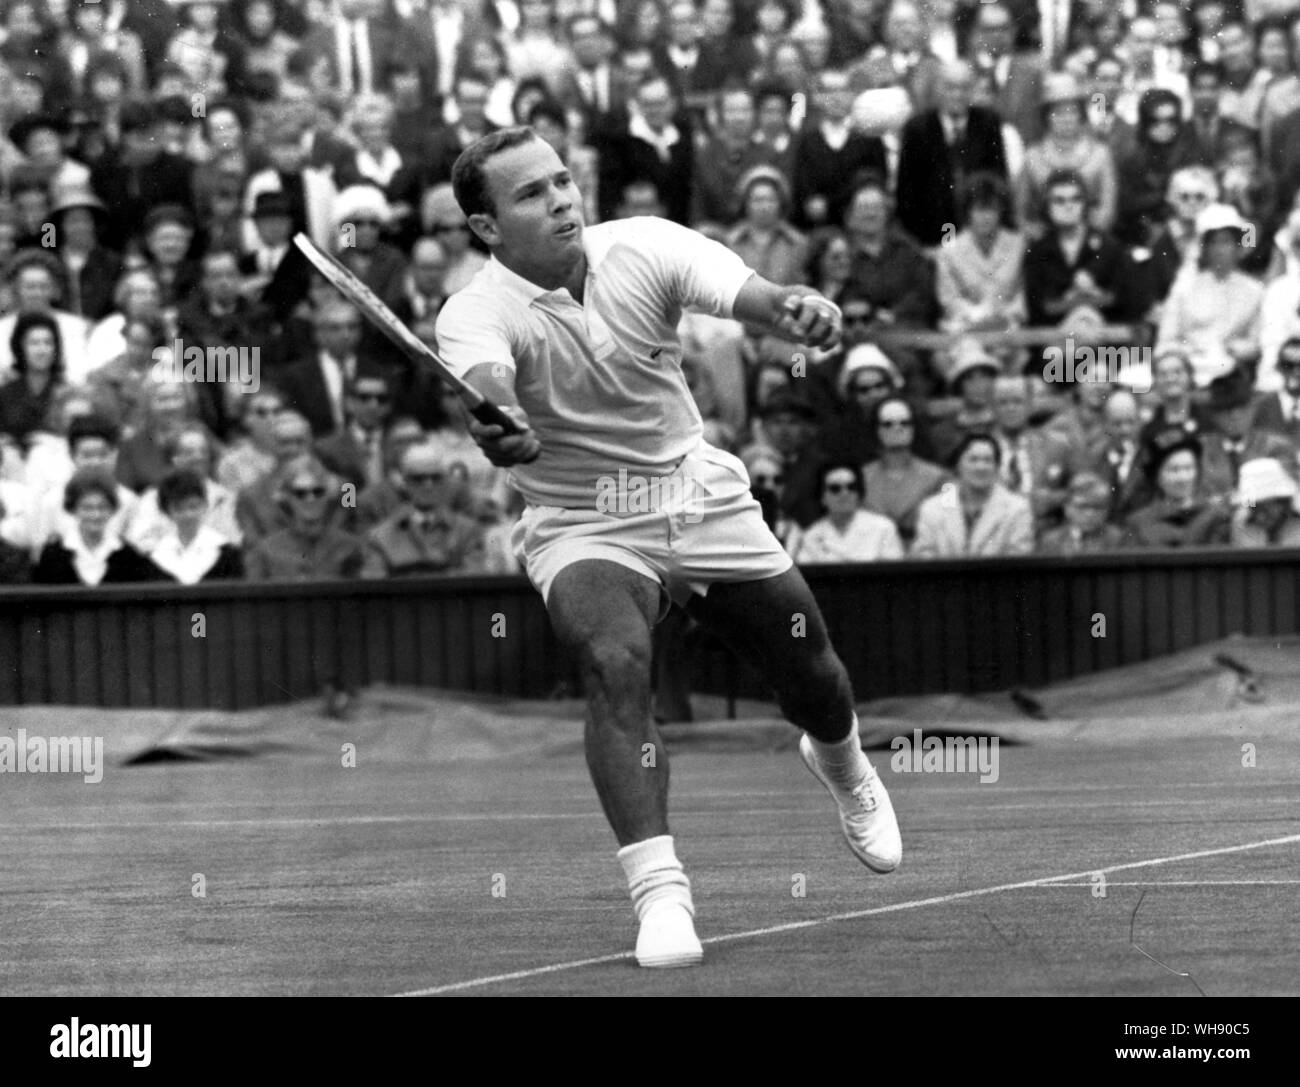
[435,127,902,968]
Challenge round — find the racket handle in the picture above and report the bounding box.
[469,400,525,435]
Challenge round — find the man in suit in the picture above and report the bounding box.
[969,1,1045,144]
[847,0,942,113]
[1253,337,1300,445]
[1084,389,1151,523]
[895,59,1008,249]
[843,180,938,331]
[790,68,888,231]
[1199,379,1297,497]
[1185,61,1254,167]
[557,14,630,138]
[425,75,500,186]
[239,192,312,321]
[316,371,394,491]
[991,375,1081,531]
[233,410,316,543]
[299,0,413,101]
[596,74,695,226]
[278,300,367,438]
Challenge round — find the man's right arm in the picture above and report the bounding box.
[460,363,542,468]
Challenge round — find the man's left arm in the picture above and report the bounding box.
[731,274,843,352]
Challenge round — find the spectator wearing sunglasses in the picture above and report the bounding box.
[792,461,902,565]
[420,184,487,295]
[217,387,285,494]
[862,395,949,547]
[822,344,913,467]
[316,371,394,491]
[246,454,364,579]
[361,444,486,578]
[743,446,802,556]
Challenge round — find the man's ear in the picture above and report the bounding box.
[469,213,499,248]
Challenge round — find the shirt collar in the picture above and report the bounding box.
[485,226,617,307]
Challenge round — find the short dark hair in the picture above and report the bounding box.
[527,99,568,130]
[157,468,208,515]
[951,432,1001,469]
[960,171,1011,223]
[67,413,120,454]
[818,460,865,498]
[63,467,120,514]
[451,126,542,218]
[10,311,64,381]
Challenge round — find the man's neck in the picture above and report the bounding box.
[879,448,911,468]
[501,250,587,296]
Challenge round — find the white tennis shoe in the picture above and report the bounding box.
[799,734,902,873]
[635,902,704,968]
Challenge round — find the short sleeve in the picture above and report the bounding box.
[434,290,518,381]
[634,218,755,320]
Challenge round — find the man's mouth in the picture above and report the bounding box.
[554,222,580,237]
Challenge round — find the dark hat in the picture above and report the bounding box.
[1206,367,1254,412]
[1144,429,1203,481]
[8,113,70,149]
[141,203,196,235]
[761,390,816,422]
[252,191,294,219]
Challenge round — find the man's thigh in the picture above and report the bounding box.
[547,558,664,655]
[684,565,839,677]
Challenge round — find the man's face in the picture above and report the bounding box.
[1127,20,1158,66]
[637,79,675,131]
[61,207,97,248]
[746,182,781,227]
[203,256,240,307]
[478,138,584,264]
[845,189,889,237]
[150,383,188,423]
[25,128,63,170]
[994,381,1030,431]
[274,418,312,460]
[402,454,451,512]
[618,182,665,218]
[975,8,1013,57]
[315,306,362,358]
[15,267,55,311]
[817,73,853,123]
[1218,24,1253,70]
[126,277,162,317]
[757,96,789,134]
[961,369,995,407]
[72,436,114,472]
[172,431,210,473]
[1092,60,1124,106]
[570,18,606,67]
[348,377,391,430]
[456,80,490,130]
[411,242,447,296]
[1155,356,1192,399]
[669,3,698,47]
[245,394,284,442]
[1104,396,1139,444]
[937,68,973,116]
[1191,73,1221,116]
[720,91,755,141]
[1154,3,1186,44]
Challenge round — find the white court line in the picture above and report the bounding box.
[1033,880,1300,887]
[393,831,1300,997]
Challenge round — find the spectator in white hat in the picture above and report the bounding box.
[1231,457,1300,547]
[1156,202,1263,388]
[333,183,408,310]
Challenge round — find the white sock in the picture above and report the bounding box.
[807,715,872,788]
[617,834,694,921]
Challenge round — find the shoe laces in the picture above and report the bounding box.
[845,769,880,815]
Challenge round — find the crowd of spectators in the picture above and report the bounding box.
[3,0,1300,587]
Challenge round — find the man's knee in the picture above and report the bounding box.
[579,634,653,698]
[776,646,853,718]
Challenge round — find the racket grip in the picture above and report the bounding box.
[469,400,524,435]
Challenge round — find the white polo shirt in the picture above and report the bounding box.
[435,217,755,509]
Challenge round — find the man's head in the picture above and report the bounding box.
[1127,17,1159,69]
[346,371,392,431]
[455,75,491,133]
[884,0,923,51]
[936,60,975,118]
[718,86,756,143]
[1189,60,1223,118]
[410,236,448,297]
[1103,389,1140,446]
[1044,170,1088,231]
[1154,349,1195,401]
[635,74,676,132]
[816,68,853,124]
[668,0,699,47]
[974,2,1014,58]
[272,410,313,462]
[1166,165,1218,224]
[567,14,609,68]
[1218,21,1254,74]
[68,413,120,473]
[1278,336,1300,395]
[453,128,584,285]
[201,250,241,309]
[528,99,570,156]
[844,181,890,240]
[993,375,1032,433]
[10,257,61,312]
[1064,473,1112,533]
[400,443,452,513]
[313,300,362,359]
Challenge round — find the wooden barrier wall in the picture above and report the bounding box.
[0,548,1297,709]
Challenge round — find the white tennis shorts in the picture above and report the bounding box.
[511,442,794,617]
